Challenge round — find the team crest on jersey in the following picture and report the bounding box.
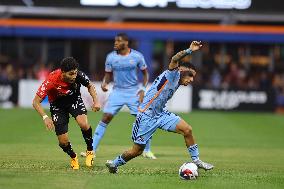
[129,59,134,64]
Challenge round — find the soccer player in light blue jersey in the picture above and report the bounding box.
[81,33,156,159]
[106,41,214,173]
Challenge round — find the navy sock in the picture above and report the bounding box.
[59,142,76,158]
[81,127,93,151]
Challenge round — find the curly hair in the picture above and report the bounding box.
[60,57,79,72]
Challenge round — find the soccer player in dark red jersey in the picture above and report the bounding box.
[32,57,101,170]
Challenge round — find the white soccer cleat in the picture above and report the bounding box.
[142,151,157,160]
[105,160,118,174]
[80,152,86,157]
[193,159,214,171]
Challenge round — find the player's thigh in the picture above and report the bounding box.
[158,111,181,133]
[50,104,69,135]
[132,113,158,145]
[126,94,139,115]
[103,92,124,115]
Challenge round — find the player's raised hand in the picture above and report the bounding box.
[137,90,145,103]
[44,117,54,131]
[101,83,109,92]
[92,101,101,112]
[189,41,202,51]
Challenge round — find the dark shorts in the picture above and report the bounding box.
[50,96,87,135]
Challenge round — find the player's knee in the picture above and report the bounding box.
[132,144,144,156]
[183,125,193,137]
[78,121,90,130]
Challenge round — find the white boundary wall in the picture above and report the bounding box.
[19,80,192,112]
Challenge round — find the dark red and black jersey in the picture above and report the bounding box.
[36,69,90,104]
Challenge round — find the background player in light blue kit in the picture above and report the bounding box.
[106,41,214,173]
[82,33,156,159]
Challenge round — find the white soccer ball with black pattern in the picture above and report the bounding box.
[179,162,198,180]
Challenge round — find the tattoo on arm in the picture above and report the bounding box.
[169,50,189,70]
[172,50,189,62]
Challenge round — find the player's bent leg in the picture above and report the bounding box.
[175,119,195,147]
[106,143,145,174]
[58,133,79,170]
[175,119,214,171]
[130,111,157,160]
[75,115,94,166]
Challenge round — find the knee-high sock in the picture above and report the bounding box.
[92,121,107,152]
[81,127,93,151]
[188,144,199,161]
[59,142,76,158]
[143,138,152,152]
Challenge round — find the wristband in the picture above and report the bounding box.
[42,115,48,120]
[185,49,192,55]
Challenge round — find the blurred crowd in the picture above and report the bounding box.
[0,57,53,82]
[1,52,284,110]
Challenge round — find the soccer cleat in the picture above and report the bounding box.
[80,151,87,157]
[142,151,157,160]
[85,150,94,167]
[71,155,79,170]
[105,160,118,174]
[193,159,214,171]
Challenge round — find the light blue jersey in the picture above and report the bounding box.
[139,69,180,116]
[105,49,147,90]
[132,69,182,145]
[103,49,147,115]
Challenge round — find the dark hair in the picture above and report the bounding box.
[60,57,79,72]
[179,62,196,71]
[116,33,129,41]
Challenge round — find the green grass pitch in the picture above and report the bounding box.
[0,108,284,189]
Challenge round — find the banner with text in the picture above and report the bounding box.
[0,80,18,108]
[192,87,275,111]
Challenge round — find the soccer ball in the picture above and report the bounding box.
[179,162,198,180]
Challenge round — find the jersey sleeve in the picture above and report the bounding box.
[36,79,51,99]
[105,54,112,72]
[77,71,91,87]
[166,69,180,84]
[138,54,147,70]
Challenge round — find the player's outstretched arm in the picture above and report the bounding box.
[87,83,101,112]
[32,95,54,131]
[101,72,112,92]
[169,41,202,70]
